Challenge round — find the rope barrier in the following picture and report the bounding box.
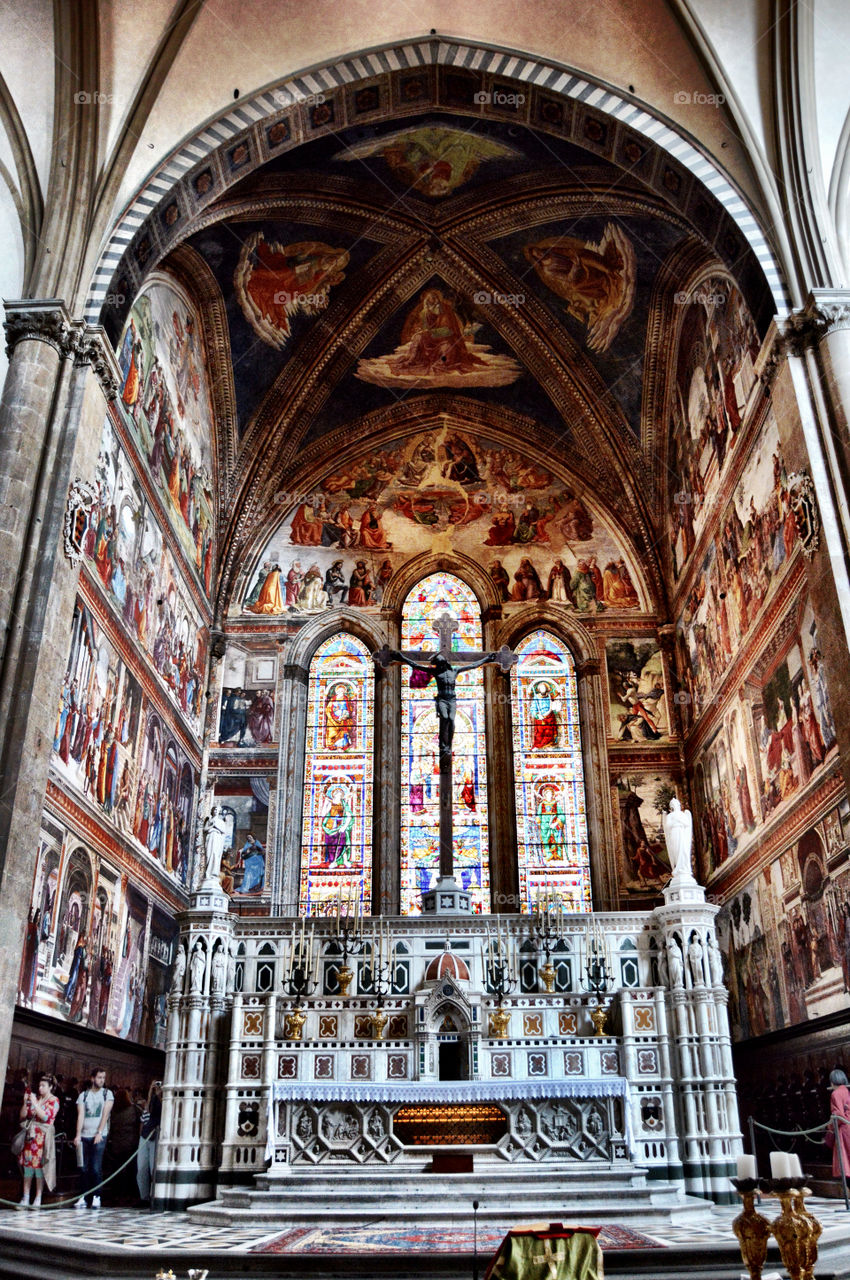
[2,1142,142,1211]
[748,1117,833,1140]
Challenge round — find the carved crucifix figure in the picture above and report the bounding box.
[374,612,517,882]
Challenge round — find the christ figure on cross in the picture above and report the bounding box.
[373,612,517,884]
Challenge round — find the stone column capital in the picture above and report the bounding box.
[3,299,72,358]
[3,300,121,399]
[784,290,850,355]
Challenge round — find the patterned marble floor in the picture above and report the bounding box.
[0,1198,848,1253]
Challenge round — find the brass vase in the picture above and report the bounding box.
[589,1004,608,1036]
[539,962,556,993]
[489,1005,510,1038]
[371,1007,388,1040]
[336,964,353,997]
[732,1189,771,1280]
[285,1006,307,1041]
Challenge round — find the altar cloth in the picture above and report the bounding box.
[268,1078,628,1104]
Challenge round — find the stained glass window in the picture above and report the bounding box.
[401,573,490,915]
[512,630,591,912]
[300,634,374,916]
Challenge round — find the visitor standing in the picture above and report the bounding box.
[16,1074,59,1207]
[136,1080,162,1205]
[73,1067,114,1209]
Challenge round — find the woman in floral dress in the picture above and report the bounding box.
[18,1074,59,1207]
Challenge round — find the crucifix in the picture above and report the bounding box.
[373,613,517,891]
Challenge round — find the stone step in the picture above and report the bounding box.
[187,1165,716,1230]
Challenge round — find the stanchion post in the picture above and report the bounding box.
[748,1116,761,1203]
[834,1115,850,1211]
[472,1198,479,1280]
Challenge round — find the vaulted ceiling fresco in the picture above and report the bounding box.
[101,85,775,619]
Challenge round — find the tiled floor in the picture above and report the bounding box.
[1,1198,848,1254]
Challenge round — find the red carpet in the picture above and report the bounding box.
[253,1223,662,1254]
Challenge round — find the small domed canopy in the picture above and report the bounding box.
[425,952,470,982]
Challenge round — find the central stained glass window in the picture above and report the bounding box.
[512,629,591,912]
[300,633,374,916]
[400,573,490,915]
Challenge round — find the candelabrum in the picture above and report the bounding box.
[730,1176,822,1280]
[485,936,517,1037]
[531,891,564,992]
[281,953,318,1041]
[582,923,612,1035]
[363,927,394,1039]
[330,909,365,997]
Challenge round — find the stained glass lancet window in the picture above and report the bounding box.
[512,630,591,912]
[401,573,490,916]
[300,634,374,916]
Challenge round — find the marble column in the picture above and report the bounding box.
[780,295,850,797]
[0,301,119,1083]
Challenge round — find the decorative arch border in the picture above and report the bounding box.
[86,36,785,324]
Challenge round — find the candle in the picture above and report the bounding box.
[769,1151,791,1179]
[313,937,320,983]
[736,1155,757,1180]
[787,1154,802,1178]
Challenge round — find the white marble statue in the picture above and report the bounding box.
[203,804,229,883]
[657,944,669,988]
[666,936,684,988]
[170,942,187,994]
[662,797,694,879]
[211,942,227,995]
[227,941,237,994]
[189,940,206,994]
[706,933,724,986]
[687,933,705,986]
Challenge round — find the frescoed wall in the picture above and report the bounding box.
[611,773,677,896]
[214,645,277,748]
[605,637,669,741]
[690,596,839,877]
[115,277,215,594]
[717,805,850,1040]
[667,279,761,579]
[18,814,180,1049]
[51,597,197,886]
[676,410,801,725]
[240,428,645,618]
[213,778,273,899]
[78,416,208,738]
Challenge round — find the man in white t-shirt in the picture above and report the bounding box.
[73,1068,114,1209]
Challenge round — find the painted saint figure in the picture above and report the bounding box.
[322,786,354,865]
[324,683,355,751]
[529,680,559,750]
[535,784,568,862]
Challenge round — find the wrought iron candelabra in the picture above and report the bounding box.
[485,926,517,1038]
[364,921,394,1039]
[532,889,564,992]
[281,927,319,1040]
[582,920,612,1035]
[330,893,365,997]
